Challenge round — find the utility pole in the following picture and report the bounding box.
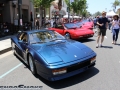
[18,0,22,31]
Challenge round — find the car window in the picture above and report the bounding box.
[18,33,24,40]
[64,23,79,29]
[29,31,65,44]
[19,33,28,42]
[55,24,64,29]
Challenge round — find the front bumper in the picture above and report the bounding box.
[48,62,95,81]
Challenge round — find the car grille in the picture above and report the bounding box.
[67,60,90,73]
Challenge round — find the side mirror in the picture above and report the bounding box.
[18,40,28,45]
[18,40,23,44]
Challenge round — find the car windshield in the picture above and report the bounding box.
[64,23,79,29]
[29,31,65,44]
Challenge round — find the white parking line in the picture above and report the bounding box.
[0,63,22,79]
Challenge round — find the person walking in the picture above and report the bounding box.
[93,17,97,29]
[96,11,109,48]
[35,19,39,29]
[112,14,120,44]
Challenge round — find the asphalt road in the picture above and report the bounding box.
[0,29,120,90]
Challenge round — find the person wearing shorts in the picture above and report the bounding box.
[96,11,108,48]
[97,28,106,36]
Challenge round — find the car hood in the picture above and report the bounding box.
[35,40,95,64]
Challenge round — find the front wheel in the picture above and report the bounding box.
[65,33,71,39]
[29,55,37,75]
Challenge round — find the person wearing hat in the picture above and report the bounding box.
[96,11,109,48]
[112,14,120,44]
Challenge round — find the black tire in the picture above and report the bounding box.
[65,33,71,39]
[28,55,37,75]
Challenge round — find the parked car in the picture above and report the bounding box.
[11,30,96,81]
[76,20,94,30]
[49,23,94,40]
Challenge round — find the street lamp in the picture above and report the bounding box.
[18,0,22,31]
[12,1,17,23]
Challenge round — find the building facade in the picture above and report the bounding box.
[0,0,34,25]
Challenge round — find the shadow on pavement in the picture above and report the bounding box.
[15,53,99,89]
[78,38,95,43]
[101,46,113,49]
[36,67,99,89]
[115,44,120,46]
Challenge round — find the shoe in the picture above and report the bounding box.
[112,41,114,44]
[100,44,102,47]
[114,41,116,45]
[96,44,99,48]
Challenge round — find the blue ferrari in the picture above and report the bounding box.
[11,30,96,81]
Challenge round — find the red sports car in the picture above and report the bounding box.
[76,20,94,30]
[49,23,94,40]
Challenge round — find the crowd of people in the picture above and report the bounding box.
[35,17,84,29]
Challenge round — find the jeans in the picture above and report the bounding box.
[112,29,119,41]
[108,23,112,30]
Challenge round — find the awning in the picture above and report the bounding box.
[106,11,116,17]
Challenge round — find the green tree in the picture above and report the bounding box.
[112,0,120,12]
[33,0,54,27]
[93,11,102,17]
[69,0,87,16]
[33,0,54,8]
[82,10,91,17]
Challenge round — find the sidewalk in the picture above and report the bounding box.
[0,36,12,55]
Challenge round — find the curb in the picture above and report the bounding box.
[0,47,12,55]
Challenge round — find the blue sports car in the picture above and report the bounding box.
[11,30,96,81]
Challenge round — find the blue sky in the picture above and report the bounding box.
[87,0,116,14]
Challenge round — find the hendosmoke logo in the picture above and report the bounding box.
[0,85,43,90]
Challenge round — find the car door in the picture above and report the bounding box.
[20,33,28,62]
[17,33,28,61]
[54,24,65,35]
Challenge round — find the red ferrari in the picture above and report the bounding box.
[48,23,94,40]
[76,20,94,30]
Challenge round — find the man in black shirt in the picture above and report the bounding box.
[96,11,108,48]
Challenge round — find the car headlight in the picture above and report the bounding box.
[90,57,96,63]
[52,68,67,75]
